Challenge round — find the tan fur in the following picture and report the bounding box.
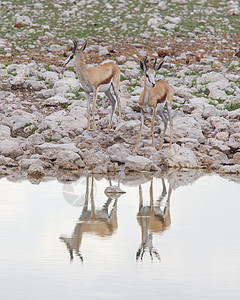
[134,75,174,152]
[139,80,173,107]
[88,62,120,88]
[73,48,121,131]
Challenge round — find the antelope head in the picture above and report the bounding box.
[62,40,87,67]
[140,58,164,88]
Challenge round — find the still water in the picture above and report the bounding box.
[0,170,240,300]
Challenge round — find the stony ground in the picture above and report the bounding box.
[0,0,240,179]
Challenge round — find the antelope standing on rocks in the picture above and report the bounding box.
[63,40,121,133]
[134,58,174,152]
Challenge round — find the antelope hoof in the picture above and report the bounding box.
[133,147,139,153]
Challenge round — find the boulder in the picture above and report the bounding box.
[125,155,159,173]
[19,158,51,169]
[114,120,142,144]
[15,15,32,27]
[0,125,11,140]
[56,150,85,169]
[227,133,240,150]
[35,143,79,159]
[233,152,240,165]
[172,116,205,143]
[85,151,110,168]
[2,109,37,132]
[202,105,220,119]
[208,138,230,154]
[0,138,23,158]
[0,155,18,167]
[107,143,131,163]
[152,144,199,168]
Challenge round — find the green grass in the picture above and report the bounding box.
[1,0,239,54]
[225,103,240,111]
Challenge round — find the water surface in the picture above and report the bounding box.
[0,170,240,299]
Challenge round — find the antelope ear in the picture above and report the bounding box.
[156,60,164,71]
[140,60,145,71]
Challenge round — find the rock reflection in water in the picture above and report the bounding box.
[60,175,125,261]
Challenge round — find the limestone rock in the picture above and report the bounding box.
[125,155,159,173]
[0,138,23,158]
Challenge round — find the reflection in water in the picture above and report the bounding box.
[136,178,172,261]
[1,169,240,299]
[60,175,125,261]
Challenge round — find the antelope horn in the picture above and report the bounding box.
[72,40,78,53]
[153,58,157,70]
[143,58,148,71]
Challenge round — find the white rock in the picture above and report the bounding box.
[208,138,230,154]
[9,76,26,89]
[218,165,240,174]
[172,116,205,143]
[54,77,80,94]
[46,95,69,106]
[157,1,167,10]
[208,116,229,131]
[7,64,30,77]
[198,71,226,84]
[147,17,163,27]
[56,150,85,169]
[153,144,198,168]
[0,125,11,140]
[2,110,37,131]
[125,155,158,172]
[165,16,181,24]
[107,143,131,163]
[202,104,221,119]
[227,133,240,149]
[164,23,177,31]
[35,143,79,157]
[215,131,229,142]
[114,120,141,144]
[125,68,139,78]
[15,15,32,26]
[208,88,227,100]
[228,8,239,15]
[0,138,23,158]
[42,71,58,83]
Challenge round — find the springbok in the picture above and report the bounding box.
[134,58,174,152]
[60,175,125,261]
[136,177,172,261]
[63,40,121,133]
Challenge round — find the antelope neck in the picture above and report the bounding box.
[143,77,151,106]
[75,54,92,92]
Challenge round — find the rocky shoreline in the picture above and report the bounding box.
[0,50,240,179]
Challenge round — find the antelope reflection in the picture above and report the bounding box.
[136,177,172,261]
[60,175,125,261]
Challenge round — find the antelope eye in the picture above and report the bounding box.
[146,74,149,78]
[70,55,74,60]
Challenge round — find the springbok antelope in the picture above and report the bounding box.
[134,58,174,152]
[63,40,121,133]
[136,177,172,261]
[60,175,125,261]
